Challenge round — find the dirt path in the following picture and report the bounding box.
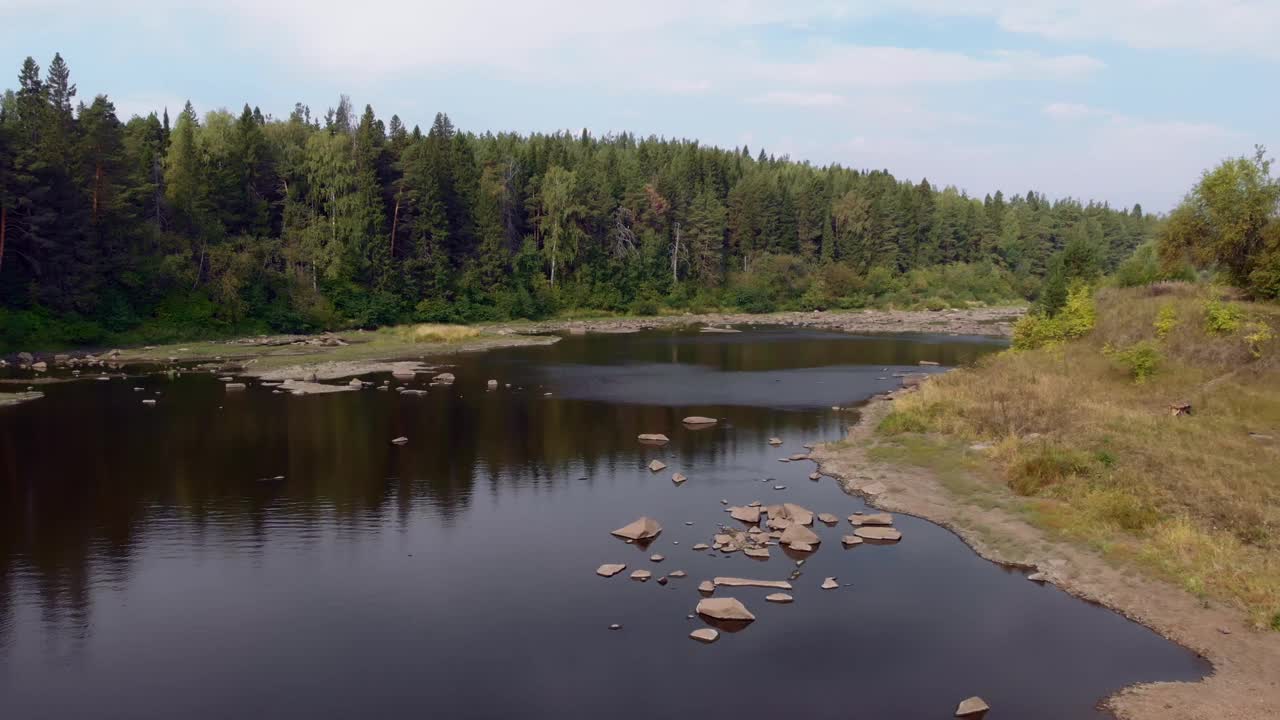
[812,396,1280,720]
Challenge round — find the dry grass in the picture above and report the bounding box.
[880,284,1280,627]
[397,324,481,344]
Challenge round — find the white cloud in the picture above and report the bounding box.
[1043,102,1102,120]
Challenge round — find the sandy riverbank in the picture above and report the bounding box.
[811,394,1280,720]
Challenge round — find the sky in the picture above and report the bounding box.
[2,0,1277,212]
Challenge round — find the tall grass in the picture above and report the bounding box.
[396,324,482,344]
[879,283,1280,626]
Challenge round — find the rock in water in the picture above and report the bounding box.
[433,372,456,384]
[765,593,793,603]
[821,577,839,590]
[712,577,792,590]
[671,472,687,485]
[637,433,670,445]
[348,378,364,388]
[630,569,652,581]
[391,436,409,445]
[691,543,710,551]
[697,581,715,593]
[682,416,717,427]
[696,597,755,622]
[788,542,814,552]
[779,524,820,546]
[669,570,687,578]
[854,527,903,542]
[596,564,626,577]
[848,512,894,526]
[648,459,667,472]
[817,513,839,524]
[611,517,663,541]
[743,548,770,559]
[487,379,498,390]
[954,696,990,717]
[223,383,246,391]
[841,535,864,547]
[768,437,783,446]
[689,628,719,643]
[729,506,761,524]
[649,554,664,563]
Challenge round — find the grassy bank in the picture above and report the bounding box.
[877,283,1280,628]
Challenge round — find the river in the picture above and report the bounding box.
[0,327,1207,719]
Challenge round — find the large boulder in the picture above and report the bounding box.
[696,597,755,622]
[611,516,663,541]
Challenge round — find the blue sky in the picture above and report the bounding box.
[2,0,1277,211]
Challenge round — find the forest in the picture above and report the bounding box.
[0,53,1155,350]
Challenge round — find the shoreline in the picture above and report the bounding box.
[2,306,1022,384]
[812,393,1280,720]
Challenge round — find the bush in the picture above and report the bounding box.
[1244,321,1275,359]
[1012,282,1096,350]
[1009,444,1093,495]
[1154,304,1178,339]
[1204,299,1243,334]
[627,291,661,316]
[1108,340,1161,382]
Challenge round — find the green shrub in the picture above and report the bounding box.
[1244,321,1275,359]
[1204,299,1243,334]
[1012,282,1096,350]
[1108,341,1161,382]
[1154,304,1178,339]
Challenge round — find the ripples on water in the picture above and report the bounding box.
[0,329,1207,719]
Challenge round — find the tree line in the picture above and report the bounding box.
[0,53,1155,349]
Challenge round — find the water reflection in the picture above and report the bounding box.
[0,329,1206,719]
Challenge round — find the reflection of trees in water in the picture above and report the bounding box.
[0,331,999,658]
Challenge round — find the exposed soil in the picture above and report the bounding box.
[811,395,1280,720]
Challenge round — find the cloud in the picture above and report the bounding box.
[750,92,847,107]
[1043,102,1102,120]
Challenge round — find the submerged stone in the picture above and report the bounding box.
[854,527,902,541]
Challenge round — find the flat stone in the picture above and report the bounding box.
[817,513,839,524]
[809,472,821,481]
[648,459,667,472]
[1027,572,1047,582]
[696,597,755,622]
[860,481,887,495]
[596,564,626,577]
[848,512,894,527]
[768,437,783,446]
[729,506,761,524]
[141,399,157,406]
[689,628,720,643]
[788,541,814,552]
[697,581,715,593]
[779,524,820,546]
[649,554,665,563]
[788,453,809,461]
[841,535,864,547]
[279,379,358,395]
[712,577,792,590]
[854,527,902,542]
[433,372,456,384]
[955,696,990,717]
[692,543,710,551]
[611,517,663,541]
[671,472,687,485]
[682,416,718,427]
[765,593,793,604]
[669,570,687,578]
[821,577,839,590]
[391,436,409,445]
[638,433,670,445]
[487,379,498,389]
[630,569,652,581]
[743,548,770,559]
[781,503,814,526]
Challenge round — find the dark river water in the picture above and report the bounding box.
[0,328,1208,719]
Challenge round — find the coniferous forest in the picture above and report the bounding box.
[0,54,1156,350]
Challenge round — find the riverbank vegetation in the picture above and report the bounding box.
[1,53,1151,351]
[875,149,1280,628]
